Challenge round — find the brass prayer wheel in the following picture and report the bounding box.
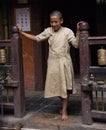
[0,49,6,64]
[97,48,106,66]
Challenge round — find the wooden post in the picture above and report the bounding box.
[11,26,25,117]
[79,22,93,124]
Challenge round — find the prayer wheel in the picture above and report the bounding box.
[0,49,6,64]
[97,48,106,66]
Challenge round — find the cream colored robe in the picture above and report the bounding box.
[36,27,79,98]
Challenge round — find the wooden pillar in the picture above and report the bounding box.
[79,22,93,124]
[11,26,25,117]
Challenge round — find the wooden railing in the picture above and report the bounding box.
[79,22,106,125]
[0,26,25,117]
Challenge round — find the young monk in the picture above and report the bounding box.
[17,10,81,120]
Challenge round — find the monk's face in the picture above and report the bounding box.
[50,16,63,31]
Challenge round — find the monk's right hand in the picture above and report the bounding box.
[16,24,22,32]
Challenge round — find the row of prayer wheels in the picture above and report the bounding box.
[0,47,105,65]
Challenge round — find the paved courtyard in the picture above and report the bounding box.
[0,76,106,130]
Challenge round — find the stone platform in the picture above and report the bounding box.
[0,90,106,130]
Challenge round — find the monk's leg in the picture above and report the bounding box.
[61,95,69,120]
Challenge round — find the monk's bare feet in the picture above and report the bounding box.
[61,113,68,120]
[61,111,68,120]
